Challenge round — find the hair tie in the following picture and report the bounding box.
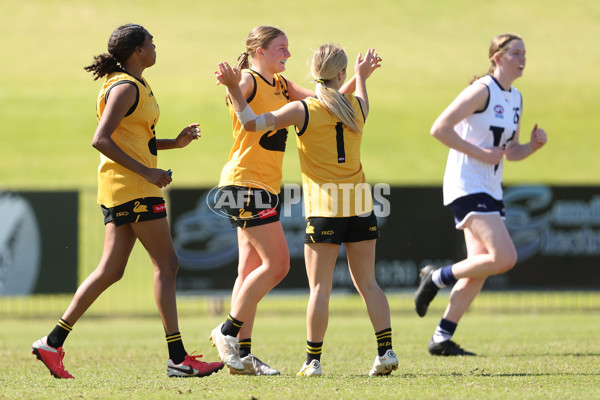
[315,79,325,85]
[498,37,517,50]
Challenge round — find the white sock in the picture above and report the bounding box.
[432,326,453,343]
[431,269,446,288]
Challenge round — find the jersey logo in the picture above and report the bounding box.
[278,81,290,100]
[259,128,288,152]
[493,105,504,119]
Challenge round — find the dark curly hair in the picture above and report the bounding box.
[84,24,149,80]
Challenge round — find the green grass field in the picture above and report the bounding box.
[2,1,600,399]
[1,0,599,189]
[3,295,600,399]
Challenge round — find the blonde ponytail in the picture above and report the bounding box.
[311,44,361,133]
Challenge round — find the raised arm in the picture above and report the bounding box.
[341,49,381,96]
[353,48,381,118]
[216,62,305,132]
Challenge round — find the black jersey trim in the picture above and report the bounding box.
[296,100,309,136]
[105,80,139,117]
[250,69,276,87]
[489,74,510,92]
[246,72,258,104]
[474,83,490,114]
[356,96,366,123]
[117,67,146,87]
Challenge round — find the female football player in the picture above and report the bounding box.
[32,24,223,379]
[208,26,363,376]
[216,43,397,377]
[414,33,547,356]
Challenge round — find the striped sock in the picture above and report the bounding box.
[239,338,252,358]
[47,319,72,348]
[432,265,457,288]
[375,328,393,356]
[306,340,323,363]
[432,318,457,343]
[166,332,186,364]
[221,314,243,337]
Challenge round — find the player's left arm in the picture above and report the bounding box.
[286,79,314,102]
[340,49,381,95]
[157,124,201,150]
[504,103,548,161]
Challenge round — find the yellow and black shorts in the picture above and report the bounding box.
[304,211,379,244]
[101,197,167,227]
[215,185,281,228]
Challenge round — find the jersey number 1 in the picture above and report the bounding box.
[335,122,346,163]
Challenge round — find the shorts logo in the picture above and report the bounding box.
[116,211,129,217]
[153,203,166,213]
[206,181,279,221]
[133,201,148,213]
[369,226,377,231]
[305,222,315,234]
[258,207,277,219]
[321,230,335,236]
[238,209,254,219]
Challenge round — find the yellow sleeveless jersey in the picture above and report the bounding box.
[96,71,161,207]
[296,95,373,218]
[218,69,290,194]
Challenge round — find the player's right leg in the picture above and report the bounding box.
[227,231,279,375]
[211,222,289,371]
[32,222,136,379]
[296,242,339,377]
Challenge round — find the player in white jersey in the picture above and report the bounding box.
[414,34,547,356]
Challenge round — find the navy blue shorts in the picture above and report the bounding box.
[304,211,379,244]
[102,197,167,227]
[448,192,505,229]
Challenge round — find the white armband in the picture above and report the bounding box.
[255,113,275,131]
[235,104,257,125]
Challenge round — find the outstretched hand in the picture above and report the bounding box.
[530,123,547,150]
[215,62,242,88]
[174,123,201,148]
[355,48,382,80]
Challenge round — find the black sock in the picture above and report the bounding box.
[306,340,323,363]
[221,314,243,337]
[47,319,72,348]
[239,338,251,358]
[375,328,392,356]
[166,332,186,364]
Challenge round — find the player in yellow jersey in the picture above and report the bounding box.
[209,26,365,376]
[32,24,223,379]
[217,43,398,377]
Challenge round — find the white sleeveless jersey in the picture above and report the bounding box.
[443,75,522,205]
